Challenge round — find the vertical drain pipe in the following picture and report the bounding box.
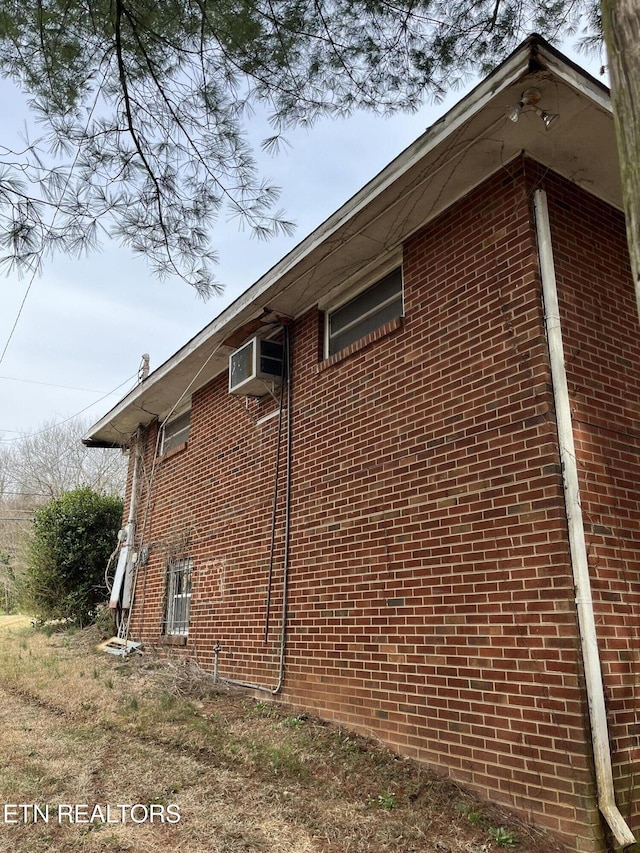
[534,189,635,848]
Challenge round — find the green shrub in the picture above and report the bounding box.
[19,487,123,626]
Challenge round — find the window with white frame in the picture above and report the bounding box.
[161,409,190,454]
[326,267,403,357]
[164,558,193,636]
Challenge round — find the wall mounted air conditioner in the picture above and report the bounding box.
[228,336,284,396]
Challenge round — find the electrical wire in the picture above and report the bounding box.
[264,333,288,641]
[0,71,108,369]
[104,545,120,594]
[0,374,107,393]
[0,371,137,443]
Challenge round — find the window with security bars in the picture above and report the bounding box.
[326,267,403,356]
[163,558,193,636]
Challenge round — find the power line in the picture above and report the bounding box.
[0,371,137,443]
[0,72,106,368]
[0,278,37,368]
[0,374,106,393]
[0,492,49,497]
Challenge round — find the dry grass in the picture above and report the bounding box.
[0,615,571,853]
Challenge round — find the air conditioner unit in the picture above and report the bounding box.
[228,336,284,396]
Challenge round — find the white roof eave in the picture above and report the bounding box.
[85,36,613,448]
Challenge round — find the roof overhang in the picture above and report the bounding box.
[85,35,619,448]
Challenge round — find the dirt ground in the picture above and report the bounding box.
[0,615,571,853]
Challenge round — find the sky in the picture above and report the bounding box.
[0,38,606,445]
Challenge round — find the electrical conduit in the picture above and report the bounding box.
[109,430,141,613]
[216,323,293,696]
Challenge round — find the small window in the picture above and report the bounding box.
[161,409,190,454]
[164,558,193,636]
[326,267,403,356]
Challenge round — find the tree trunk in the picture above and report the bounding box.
[600,0,640,317]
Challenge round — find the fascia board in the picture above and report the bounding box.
[534,41,611,113]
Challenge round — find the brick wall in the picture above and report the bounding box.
[124,158,640,851]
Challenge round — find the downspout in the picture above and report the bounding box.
[216,322,293,696]
[534,189,635,848]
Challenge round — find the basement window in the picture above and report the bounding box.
[326,267,403,357]
[164,558,193,636]
[161,409,190,455]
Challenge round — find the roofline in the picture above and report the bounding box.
[84,34,611,447]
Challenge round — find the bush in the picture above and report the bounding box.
[20,487,123,625]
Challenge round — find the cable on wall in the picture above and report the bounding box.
[264,327,289,642]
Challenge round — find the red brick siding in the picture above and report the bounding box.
[123,159,640,851]
[129,382,287,680]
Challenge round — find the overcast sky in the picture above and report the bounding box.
[0,39,605,444]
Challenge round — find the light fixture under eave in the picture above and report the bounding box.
[534,107,559,131]
[508,87,559,131]
[508,87,542,122]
